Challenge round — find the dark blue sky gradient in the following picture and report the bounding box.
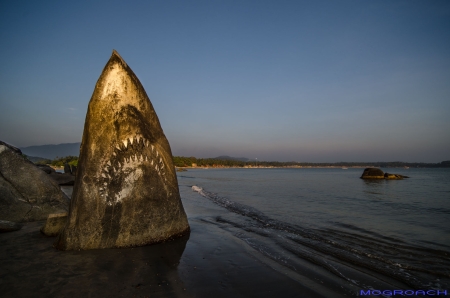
[1,1,449,162]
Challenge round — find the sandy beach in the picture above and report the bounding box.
[0,189,347,298]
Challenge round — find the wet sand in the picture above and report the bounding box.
[0,195,350,298]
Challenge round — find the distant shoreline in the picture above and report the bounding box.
[177,164,449,169]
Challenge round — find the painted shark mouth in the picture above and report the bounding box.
[98,135,170,206]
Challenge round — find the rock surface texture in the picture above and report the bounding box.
[55,50,190,250]
[40,213,68,236]
[36,164,75,186]
[360,168,385,179]
[0,220,23,232]
[0,143,69,222]
[384,173,408,180]
[360,168,409,180]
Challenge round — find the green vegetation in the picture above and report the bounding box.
[36,156,78,167]
[33,155,450,168]
[173,157,450,168]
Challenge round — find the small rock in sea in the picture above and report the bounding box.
[360,168,409,179]
[384,173,409,179]
[0,220,23,232]
[360,168,385,179]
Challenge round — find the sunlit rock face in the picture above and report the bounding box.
[55,50,189,250]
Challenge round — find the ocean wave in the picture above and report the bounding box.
[192,185,450,291]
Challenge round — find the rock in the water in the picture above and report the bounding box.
[40,212,68,236]
[0,220,23,232]
[361,168,409,180]
[0,142,69,222]
[360,168,385,179]
[384,173,408,179]
[55,50,190,250]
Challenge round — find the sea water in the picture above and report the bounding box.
[177,168,450,291]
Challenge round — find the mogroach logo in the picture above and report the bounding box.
[360,289,448,296]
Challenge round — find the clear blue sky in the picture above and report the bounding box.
[1,1,449,162]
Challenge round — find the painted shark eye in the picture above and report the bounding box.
[99,138,168,205]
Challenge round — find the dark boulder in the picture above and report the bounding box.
[63,163,77,176]
[71,165,77,176]
[361,168,385,179]
[64,163,71,174]
[0,220,23,232]
[0,142,69,222]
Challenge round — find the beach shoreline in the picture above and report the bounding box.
[0,191,355,298]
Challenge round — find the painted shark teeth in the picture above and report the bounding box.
[100,136,171,202]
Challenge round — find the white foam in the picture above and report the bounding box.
[192,185,203,193]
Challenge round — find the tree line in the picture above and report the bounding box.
[33,155,450,168]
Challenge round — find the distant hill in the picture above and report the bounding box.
[213,155,249,162]
[20,142,81,160]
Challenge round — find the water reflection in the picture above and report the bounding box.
[70,233,190,295]
[362,179,385,197]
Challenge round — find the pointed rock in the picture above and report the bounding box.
[55,50,190,250]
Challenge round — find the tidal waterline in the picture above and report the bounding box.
[178,168,450,290]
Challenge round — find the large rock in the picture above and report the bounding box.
[55,50,190,250]
[0,143,69,222]
[40,212,68,236]
[360,168,385,179]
